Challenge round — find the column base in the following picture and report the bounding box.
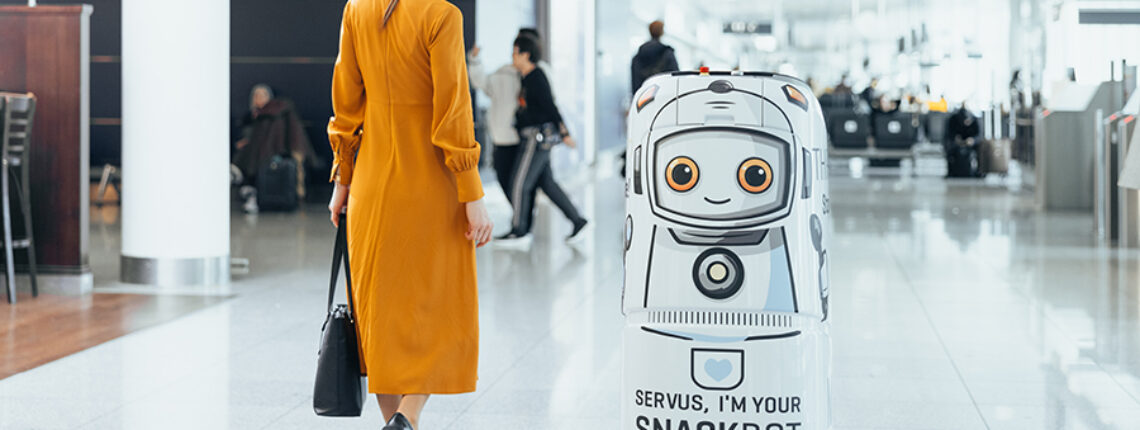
[121,255,230,287]
[5,272,93,296]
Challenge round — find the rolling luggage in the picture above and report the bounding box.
[979,139,1011,175]
[257,154,299,211]
[946,142,979,178]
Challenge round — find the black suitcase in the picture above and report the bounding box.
[258,155,299,211]
[946,143,979,178]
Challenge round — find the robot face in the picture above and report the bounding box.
[653,129,791,222]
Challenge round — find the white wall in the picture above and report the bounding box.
[548,0,597,166]
[474,0,534,107]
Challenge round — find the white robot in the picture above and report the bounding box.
[623,70,832,430]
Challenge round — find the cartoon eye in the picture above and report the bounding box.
[666,156,699,192]
[738,158,773,193]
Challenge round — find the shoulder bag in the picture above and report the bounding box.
[313,214,365,416]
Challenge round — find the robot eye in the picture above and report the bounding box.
[666,156,699,192]
[738,158,773,194]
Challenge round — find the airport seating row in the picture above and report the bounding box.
[824,109,951,156]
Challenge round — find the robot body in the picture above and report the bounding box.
[623,72,833,429]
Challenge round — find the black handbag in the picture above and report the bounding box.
[313,215,366,416]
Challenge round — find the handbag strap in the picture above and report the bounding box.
[327,214,357,322]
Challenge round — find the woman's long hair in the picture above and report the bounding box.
[383,0,399,27]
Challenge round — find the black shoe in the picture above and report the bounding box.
[383,412,414,430]
[566,219,589,243]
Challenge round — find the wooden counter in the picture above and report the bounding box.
[0,5,93,293]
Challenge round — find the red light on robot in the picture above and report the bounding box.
[699,66,710,75]
[1125,115,1136,124]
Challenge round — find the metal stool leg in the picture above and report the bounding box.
[96,164,113,207]
[1,159,15,304]
[12,164,36,297]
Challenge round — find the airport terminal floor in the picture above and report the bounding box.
[1,164,1138,429]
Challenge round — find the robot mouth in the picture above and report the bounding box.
[704,197,732,205]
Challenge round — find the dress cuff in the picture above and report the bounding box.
[330,156,355,185]
[454,168,484,203]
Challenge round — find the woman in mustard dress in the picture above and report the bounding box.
[325,0,493,428]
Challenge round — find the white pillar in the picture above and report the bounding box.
[120,0,230,287]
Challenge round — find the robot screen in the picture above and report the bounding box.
[653,129,792,222]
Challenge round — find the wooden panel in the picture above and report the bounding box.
[0,292,228,379]
[1,1,122,167]
[0,5,90,271]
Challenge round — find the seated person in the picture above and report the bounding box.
[231,84,315,213]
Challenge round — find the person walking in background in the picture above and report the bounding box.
[630,20,679,95]
[326,0,493,429]
[467,29,541,201]
[232,84,315,213]
[469,31,588,246]
[496,35,588,244]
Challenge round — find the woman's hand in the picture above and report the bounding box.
[562,135,578,149]
[465,198,493,247]
[328,182,349,227]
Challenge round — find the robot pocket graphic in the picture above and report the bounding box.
[691,348,744,390]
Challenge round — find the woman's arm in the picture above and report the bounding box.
[467,46,490,93]
[327,2,365,226]
[429,6,484,203]
[327,1,365,187]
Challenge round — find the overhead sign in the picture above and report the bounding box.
[723,21,772,35]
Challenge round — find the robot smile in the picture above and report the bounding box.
[704,197,732,205]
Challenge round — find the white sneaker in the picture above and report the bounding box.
[493,233,532,250]
[242,196,259,214]
[239,185,257,200]
[565,219,589,244]
[230,164,244,185]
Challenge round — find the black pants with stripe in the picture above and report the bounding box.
[505,133,583,236]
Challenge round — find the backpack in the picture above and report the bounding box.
[635,47,676,88]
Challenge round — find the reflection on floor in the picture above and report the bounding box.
[1,168,1139,429]
[0,292,228,380]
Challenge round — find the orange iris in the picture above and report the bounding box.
[738,158,773,193]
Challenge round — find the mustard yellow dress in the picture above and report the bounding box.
[327,0,483,395]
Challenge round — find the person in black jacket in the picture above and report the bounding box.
[497,36,588,244]
[630,20,679,95]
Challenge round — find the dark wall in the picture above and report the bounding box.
[1,0,476,181]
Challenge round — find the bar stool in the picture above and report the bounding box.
[1,93,40,304]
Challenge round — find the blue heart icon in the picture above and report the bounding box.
[705,358,733,382]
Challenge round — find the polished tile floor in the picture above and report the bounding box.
[1,164,1139,429]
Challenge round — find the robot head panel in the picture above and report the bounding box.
[652,129,792,222]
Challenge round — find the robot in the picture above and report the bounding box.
[623,70,832,430]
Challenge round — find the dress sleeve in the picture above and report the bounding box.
[327,1,366,185]
[429,6,484,203]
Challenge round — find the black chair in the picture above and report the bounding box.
[874,112,920,150]
[1,93,39,304]
[828,111,872,149]
[923,111,950,144]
